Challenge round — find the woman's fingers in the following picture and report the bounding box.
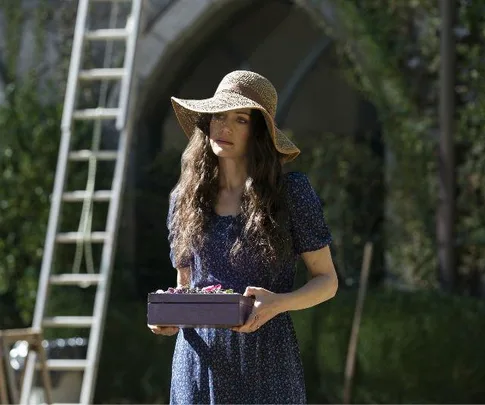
[160,327,178,336]
[250,313,260,331]
[243,286,261,297]
[148,324,179,336]
[232,313,263,333]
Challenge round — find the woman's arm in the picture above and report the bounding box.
[234,246,337,333]
[276,246,338,312]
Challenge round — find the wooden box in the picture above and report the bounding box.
[147,293,255,328]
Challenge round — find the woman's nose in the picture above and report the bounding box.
[220,121,232,134]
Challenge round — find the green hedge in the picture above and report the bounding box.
[294,288,485,404]
[94,270,176,404]
[93,286,485,404]
[300,0,485,291]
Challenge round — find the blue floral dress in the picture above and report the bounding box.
[167,171,332,404]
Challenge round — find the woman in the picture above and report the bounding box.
[148,70,338,404]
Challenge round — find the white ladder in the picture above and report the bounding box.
[19,0,143,404]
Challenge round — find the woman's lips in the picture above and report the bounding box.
[215,139,233,145]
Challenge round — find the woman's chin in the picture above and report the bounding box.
[212,150,247,162]
[211,147,234,158]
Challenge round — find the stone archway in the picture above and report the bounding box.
[120,0,263,296]
[123,0,383,296]
[134,0,261,117]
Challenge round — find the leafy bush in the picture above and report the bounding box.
[94,270,175,404]
[293,288,485,404]
[299,0,485,293]
[0,77,101,329]
[290,130,385,285]
[0,82,61,326]
[91,286,485,404]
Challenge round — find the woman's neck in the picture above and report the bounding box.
[218,158,247,192]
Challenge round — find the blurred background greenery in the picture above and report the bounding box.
[1,0,484,403]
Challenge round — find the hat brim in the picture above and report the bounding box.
[171,93,300,163]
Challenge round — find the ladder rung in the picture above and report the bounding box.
[56,232,108,243]
[69,150,118,161]
[79,68,125,80]
[37,359,88,371]
[62,190,112,202]
[50,274,102,286]
[43,316,94,328]
[73,108,119,120]
[85,29,128,41]
[48,403,88,405]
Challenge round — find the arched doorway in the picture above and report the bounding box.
[128,0,383,298]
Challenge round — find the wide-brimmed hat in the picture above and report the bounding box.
[171,70,300,163]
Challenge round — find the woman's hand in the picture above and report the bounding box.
[148,324,179,336]
[231,286,283,333]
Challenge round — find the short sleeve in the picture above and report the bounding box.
[167,190,192,268]
[285,172,332,255]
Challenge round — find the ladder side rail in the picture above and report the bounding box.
[61,0,92,131]
[0,338,8,405]
[20,1,91,403]
[116,0,142,131]
[80,2,144,404]
[72,0,122,277]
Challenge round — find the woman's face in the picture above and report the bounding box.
[209,109,252,160]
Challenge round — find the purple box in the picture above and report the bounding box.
[147,293,255,328]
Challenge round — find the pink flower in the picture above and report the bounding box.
[201,284,222,292]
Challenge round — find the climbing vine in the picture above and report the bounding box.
[297,0,485,295]
[0,0,81,326]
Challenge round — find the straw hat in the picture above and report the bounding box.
[170,70,300,163]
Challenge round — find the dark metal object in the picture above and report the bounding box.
[438,0,456,291]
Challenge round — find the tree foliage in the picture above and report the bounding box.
[0,80,61,326]
[295,288,485,404]
[298,0,485,294]
[0,0,78,326]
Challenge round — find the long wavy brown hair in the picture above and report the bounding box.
[169,109,292,268]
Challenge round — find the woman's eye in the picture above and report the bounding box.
[213,113,224,120]
[237,117,248,124]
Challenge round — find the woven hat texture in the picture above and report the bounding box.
[171,70,300,163]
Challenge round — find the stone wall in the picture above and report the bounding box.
[1,0,378,287]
